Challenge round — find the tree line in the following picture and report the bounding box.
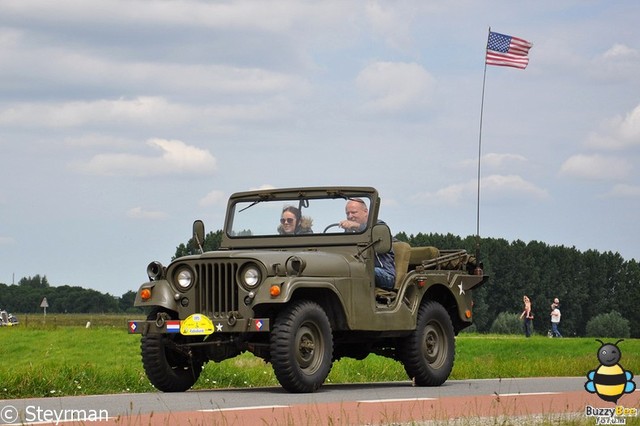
[395,232,640,338]
[3,231,638,338]
[0,275,140,314]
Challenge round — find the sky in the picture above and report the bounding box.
[1,1,639,298]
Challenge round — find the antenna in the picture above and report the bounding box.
[475,27,491,261]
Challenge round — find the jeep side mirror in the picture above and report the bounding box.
[372,223,392,254]
[193,220,205,252]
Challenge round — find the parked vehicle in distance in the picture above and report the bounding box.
[128,186,487,393]
[0,310,19,326]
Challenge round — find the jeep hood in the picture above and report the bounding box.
[179,249,354,278]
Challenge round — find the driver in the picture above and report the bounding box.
[339,199,395,290]
[339,198,368,232]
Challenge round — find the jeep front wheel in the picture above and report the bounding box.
[270,300,333,393]
[140,311,204,392]
[401,300,455,386]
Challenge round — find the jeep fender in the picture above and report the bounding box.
[133,280,180,313]
[257,278,349,330]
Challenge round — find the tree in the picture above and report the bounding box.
[585,311,630,338]
[614,259,640,338]
[174,230,223,259]
[119,290,141,313]
[18,275,50,289]
[489,312,522,335]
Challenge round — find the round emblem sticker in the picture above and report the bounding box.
[180,313,214,335]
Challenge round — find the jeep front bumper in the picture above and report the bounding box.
[127,313,270,335]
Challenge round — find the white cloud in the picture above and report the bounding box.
[459,153,527,170]
[76,138,217,177]
[0,95,300,133]
[199,190,226,207]
[411,175,548,205]
[428,181,468,205]
[602,43,639,60]
[126,207,168,220]
[0,0,313,34]
[249,184,277,191]
[586,104,640,150]
[0,236,15,245]
[64,134,133,148]
[589,42,640,82]
[481,175,548,199]
[356,62,435,113]
[559,154,631,180]
[606,184,640,198]
[0,97,190,128]
[365,2,413,51]
[381,197,399,208]
[482,153,527,168]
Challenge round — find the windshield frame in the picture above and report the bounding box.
[221,187,380,248]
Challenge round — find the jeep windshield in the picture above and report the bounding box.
[227,194,372,237]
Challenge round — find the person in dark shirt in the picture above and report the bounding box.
[520,295,533,337]
[339,198,395,289]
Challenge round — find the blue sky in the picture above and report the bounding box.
[1,1,639,297]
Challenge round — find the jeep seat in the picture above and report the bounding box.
[409,246,440,267]
[392,241,411,289]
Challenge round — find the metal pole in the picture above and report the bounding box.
[476,27,491,260]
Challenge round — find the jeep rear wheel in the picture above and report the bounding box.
[270,300,333,393]
[141,311,204,392]
[401,300,455,386]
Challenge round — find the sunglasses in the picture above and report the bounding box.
[280,218,295,224]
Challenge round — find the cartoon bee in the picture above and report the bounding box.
[585,339,636,403]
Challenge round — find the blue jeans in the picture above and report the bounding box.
[551,322,562,337]
[375,267,395,290]
[523,318,532,337]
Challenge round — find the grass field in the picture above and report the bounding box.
[1,314,639,402]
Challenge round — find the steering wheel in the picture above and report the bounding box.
[323,223,341,233]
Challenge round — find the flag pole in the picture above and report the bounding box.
[475,27,491,262]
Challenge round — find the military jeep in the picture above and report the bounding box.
[128,186,487,393]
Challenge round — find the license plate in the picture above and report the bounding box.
[180,313,214,335]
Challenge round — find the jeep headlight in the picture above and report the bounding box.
[147,261,165,281]
[175,267,194,291]
[240,265,261,289]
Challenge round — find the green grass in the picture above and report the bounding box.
[1,315,639,400]
[451,334,639,379]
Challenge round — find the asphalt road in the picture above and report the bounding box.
[1,377,638,425]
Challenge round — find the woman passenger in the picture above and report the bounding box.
[278,206,313,235]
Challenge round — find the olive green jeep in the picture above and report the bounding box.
[128,186,487,393]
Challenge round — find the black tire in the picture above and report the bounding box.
[401,300,455,386]
[270,300,333,393]
[141,313,204,392]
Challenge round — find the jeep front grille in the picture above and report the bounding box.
[195,262,239,319]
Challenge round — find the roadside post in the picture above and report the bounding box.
[40,297,49,323]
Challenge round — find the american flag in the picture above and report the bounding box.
[486,31,533,69]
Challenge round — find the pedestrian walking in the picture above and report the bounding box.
[519,295,534,337]
[550,298,562,338]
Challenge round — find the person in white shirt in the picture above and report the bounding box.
[550,298,562,338]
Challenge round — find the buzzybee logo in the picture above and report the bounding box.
[584,339,636,403]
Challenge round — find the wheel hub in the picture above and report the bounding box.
[423,323,445,366]
[296,325,321,371]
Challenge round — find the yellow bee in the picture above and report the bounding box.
[585,339,636,403]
